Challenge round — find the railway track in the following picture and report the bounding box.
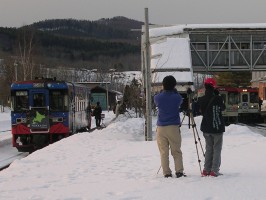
[0,164,10,171]
[237,123,266,136]
[0,139,29,171]
[0,128,25,167]
[0,152,28,171]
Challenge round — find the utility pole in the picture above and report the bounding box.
[144,8,152,141]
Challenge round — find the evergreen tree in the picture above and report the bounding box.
[216,72,251,87]
[122,78,142,117]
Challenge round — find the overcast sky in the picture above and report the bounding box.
[1,0,266,27]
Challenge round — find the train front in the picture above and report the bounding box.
[10,80,70,152]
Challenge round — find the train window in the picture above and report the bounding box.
[33,94,45,107]
[50,90,68,111]
[250,92,259,103]
[13,91,29,111]
[228,92,238,105]
[242,94,248,102]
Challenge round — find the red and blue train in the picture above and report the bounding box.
[10,78,91,152]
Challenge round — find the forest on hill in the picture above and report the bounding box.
[0,16,143,72]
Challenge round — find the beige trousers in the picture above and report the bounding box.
[157,125,184,175]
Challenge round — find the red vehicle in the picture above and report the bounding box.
[197,86,261,123]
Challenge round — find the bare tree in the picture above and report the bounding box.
[0,56,17,106]
[17,27,36,80]
[2,57,16,84]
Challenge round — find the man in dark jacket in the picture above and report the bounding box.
[198,78,225,177]
[154,75,185,178]
[93,101,102,128]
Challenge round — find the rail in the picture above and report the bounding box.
[0,152,28,171]
[237,123,266,136]
[0,129,11,133]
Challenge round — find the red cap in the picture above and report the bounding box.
[204,78,216,87]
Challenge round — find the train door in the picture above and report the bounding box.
[29,89,50,133]
[239,91,249,113]
[249,91,259,113]
[227,91,239,115]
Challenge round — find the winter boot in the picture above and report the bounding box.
[202,169,210,177]
[164,174,172,178]
[210,171,223,177]
[175,172,186,178]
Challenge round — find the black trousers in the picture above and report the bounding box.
[95,117,101,127]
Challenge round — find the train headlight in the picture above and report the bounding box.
[16,118,27,124]
[52,117,63,122]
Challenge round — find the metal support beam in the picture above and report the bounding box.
[210,36,229,68]
[230,37,250,67]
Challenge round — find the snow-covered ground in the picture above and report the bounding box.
[0,108,266,200]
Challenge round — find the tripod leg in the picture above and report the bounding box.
[187,110,204,175]
[180,112,186,126]
[157,166,161,174]
[186,89,204,175]
[191,116,205,157]
[191,123,203,175]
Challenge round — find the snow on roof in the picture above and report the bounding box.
[149,23,266,38]
[150,37,194,89]
[151,37,191,70]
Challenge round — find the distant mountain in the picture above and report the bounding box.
[30,16,143,42]
[96,16,144,31]
[0,17,144,71]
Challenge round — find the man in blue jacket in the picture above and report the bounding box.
[154,75,185,178]
[198,78,225,177]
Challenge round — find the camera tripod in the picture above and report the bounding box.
[181,88,205,175]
